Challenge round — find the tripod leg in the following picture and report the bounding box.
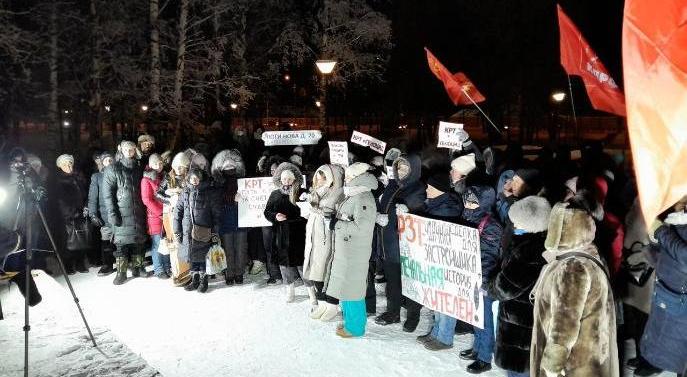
[34,204,97,347]
[24,197,31,377]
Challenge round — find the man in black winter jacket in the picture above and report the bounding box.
[88,152,115,276]
[102,141,148,285]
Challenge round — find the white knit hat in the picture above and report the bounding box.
[171,152,191,170]
[148,153,162,167]
[55,154,74,168]
[345,162,371,182]
[508,196,552,233]
[450,153,476,176]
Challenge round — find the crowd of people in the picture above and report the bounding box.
[0,129,685,377]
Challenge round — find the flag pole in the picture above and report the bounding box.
[567,75,579,141]
[460,88,503,135]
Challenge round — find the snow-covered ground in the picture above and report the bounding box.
[0,269,672,377]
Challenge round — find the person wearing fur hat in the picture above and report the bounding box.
[88,152,116,276]
[530,199,619,377]
[211,150,248,286]
[102,141,149,285]
[304,164,345,316]
[173,168,222,293]
[141,154,170,279]
[157,151,192,286]
[138,134,156,165]
[258,155,287,284]
[479,196,551,377]
[640,196,687,377]
[322,163,378,337]
[264,162,307,302]
[55,154,91,275]
[375,153,427,331]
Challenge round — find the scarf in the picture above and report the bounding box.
[343,185,370,197]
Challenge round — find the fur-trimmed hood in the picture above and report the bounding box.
[393,154,422,188]
[509,196,552,233]
[664,211,687,226]
[211,149,246,179]
[544,202,596,253]
[143,167,160,181]
[272,162,303,204]
[313,164,344,191]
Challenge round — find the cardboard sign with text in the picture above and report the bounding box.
[437,121,465,150]
[350,131,386,154]
[397,213,484,329]
[237,176,308,228]
[328,141,349,166]
[262,130,322,146]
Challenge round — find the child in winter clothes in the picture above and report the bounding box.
[173,167,222,293]
[325,163,378,338]
[141,153,170,279]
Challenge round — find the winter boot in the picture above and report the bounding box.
[320,303,339,322]
[249,260,265,275]
[64,259,76,275]
[11,270,42,306]
[224,270,234,286]
[112,257,129,285]
[97,264,114,276]
[307,286,318,306]
[234,275,244,285]
[286,283,296,303]
[75,257,89,273]
[310,303,327,319]
[185,272,200,291]
[198,273,209,293]
[131,254,149,278]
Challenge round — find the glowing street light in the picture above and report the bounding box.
[284,74,291,81]
[552,92,566,102]
[315,60,337,75]
[141,105,149,112]
[230,103,238,110]
[104,105,111,112]
[315,100,321,108]
[63,110,70,114]
[63,120,71,127]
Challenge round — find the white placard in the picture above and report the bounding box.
[328,141,349,166]
[237,176,308,228]
[398,213,484,329]
[437,121,465,150]
[386,166,395,179]
[262,130,322,146]
[350,131,386,154]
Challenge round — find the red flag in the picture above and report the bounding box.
[622,0,687,223]
[557,5,626,116]
[425,48,485,105]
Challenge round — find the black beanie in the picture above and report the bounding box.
[515,168,541,191]
[427,173,451,194]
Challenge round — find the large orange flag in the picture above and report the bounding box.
[557,5,626,116]
[425,48,485,105]
[623,0,687,223]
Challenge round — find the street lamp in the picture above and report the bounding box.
[315,59,337,132]
[230,103,238,110]
[552,92,566,102]
[315,100,321,108]
[141,105,149,112]
[104,105,111,112]
[284,74,291,81]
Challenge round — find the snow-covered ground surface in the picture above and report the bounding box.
[0,269,673,377]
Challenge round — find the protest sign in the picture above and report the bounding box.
[437,121,466,150]
[397,213,484,329]
[350,131,386,154]
[237,176,308,228]
[262,130,322,146]
[328,141,349,166]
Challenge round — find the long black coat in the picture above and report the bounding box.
[486,232,547,373]
[87,171,109,226]
[173,181,221,263]
[101,159,147,246]
[55,170,89,251]
[264,189,306,267]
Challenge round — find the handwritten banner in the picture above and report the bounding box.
[397,213,484,329]
[237,176,308,228]
[437,121,465,150]
[328,141,349,166]
[350,131,386,154]
[262,130,322,146]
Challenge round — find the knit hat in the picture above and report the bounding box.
[289,154,303,167]
[450,153,476,176]
[345,162,371,182]
[427,172,451,194]
[514,168,541,190]
[100,151,114,162]
[148,153,162,167]
[138,134,155,145]
[508,196,552,233]
[55,154,74,168]
[384,148,402,165]
[119,140,136,152]
[293,146,305,156]
[370,156,384,168]
[171,152,191,171]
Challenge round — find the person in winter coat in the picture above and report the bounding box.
[303,164,345,311]
[530,197,619,377]
[641,196,687,376]
[482,196,551,377]
[102,141,149,285]
[374,153,427,331]
[173,168,222,293]
[88,152,116,276]
[138,134,156,167]
[55,154,90,274]
[319,163,378,337]
[211,150,248,286]
[157,151,191,286]
[447,183,502,374]
[496,168,542,224]
[264,162,308,302]
[141,153,170,279]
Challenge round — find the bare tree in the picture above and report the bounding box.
[150,0,160,105]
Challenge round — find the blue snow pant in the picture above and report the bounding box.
[431,312,457,346]
[473,295,495,363]
[341,300,367,337]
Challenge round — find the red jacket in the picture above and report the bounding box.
[141,168,164,235]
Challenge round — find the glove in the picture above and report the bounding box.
[108,214,122,227]
[462,137,473,149]
[396,204,409,215]
[376,214,389,227]
[90,216,105,227]
[329,217,338,231]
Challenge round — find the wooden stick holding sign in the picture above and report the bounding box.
[350,131,386,154]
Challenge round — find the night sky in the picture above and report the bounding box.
[388,0,626,118]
